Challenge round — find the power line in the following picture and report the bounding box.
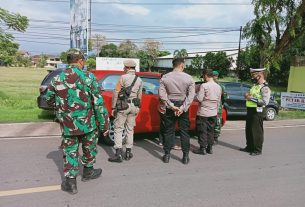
[24,0,251,6]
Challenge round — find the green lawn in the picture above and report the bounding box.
[0,67,54,123]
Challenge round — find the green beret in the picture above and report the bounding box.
[212,70,219,76]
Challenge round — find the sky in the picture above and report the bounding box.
[1,0,254,56]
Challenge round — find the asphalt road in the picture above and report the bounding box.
[0,119,305,207]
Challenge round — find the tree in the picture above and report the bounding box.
[99,43,119,57]
[142,39,161,71]
[86,57,96,70]
[91,34,106,56]
[202,52,232,77]
[185,54,204,76]
[238,45,261,81]
[243,0,305,67]
[118,40,138,58]
[0,8,28,66]
[60,51,68,63]
[173,49,188,58]
[37,54,48,68]
[158,50,171,57]
[136,50,150,71]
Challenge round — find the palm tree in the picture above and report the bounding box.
[173,49,188,58]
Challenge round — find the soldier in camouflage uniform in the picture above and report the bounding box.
[46,48,109,194]
[212,70,226,144]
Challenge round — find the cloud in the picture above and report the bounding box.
[170,2,253,24]
[113,4,150,16]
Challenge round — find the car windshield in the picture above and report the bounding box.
[98,75,160,94]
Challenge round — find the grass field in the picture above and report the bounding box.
[0,67,304,123]
[0,67,54,123]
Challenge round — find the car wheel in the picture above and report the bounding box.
[100,118,126,146]
[265,107,276,121]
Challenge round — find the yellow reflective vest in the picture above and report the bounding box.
[246,84,262,108]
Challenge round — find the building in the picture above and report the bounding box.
[155,49,239,72]
[45,56,62,68]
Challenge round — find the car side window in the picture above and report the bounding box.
[223,83,242,96]
[98,75,120,90]
[141,77,160,95]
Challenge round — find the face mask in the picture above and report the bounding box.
[251,76,259,83]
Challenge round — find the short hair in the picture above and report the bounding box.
[202,69,213,78]
[67,48,85,64]
[172,58,185,68]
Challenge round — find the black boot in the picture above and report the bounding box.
[82,166,102,182]
[162,153,170,163]
[61,177,78,194]
[192,147,206,155]
[182,153,190,165]
[125,148,133,161]
[214,137,219,145]
[206,145,213,154]
[108,148,123,163]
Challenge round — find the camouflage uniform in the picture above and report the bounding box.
[214,82,225,142]
[46,65,108,178]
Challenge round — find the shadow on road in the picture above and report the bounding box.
[47,149,64,180]
[217,140,241,151]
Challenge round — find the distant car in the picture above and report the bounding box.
[38,69,227,145]
[221,82,279,121]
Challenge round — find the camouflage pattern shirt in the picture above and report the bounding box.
[46,65,109,136]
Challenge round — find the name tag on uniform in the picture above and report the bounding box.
[256,107,263,112]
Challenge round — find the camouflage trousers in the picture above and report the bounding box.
[214,115,222,140]
[61,130,99,178]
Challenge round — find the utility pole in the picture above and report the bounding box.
[237,26,242,76]
[89,0,92,40]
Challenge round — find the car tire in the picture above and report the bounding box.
[100,118,126,146]
[265,107,276,121]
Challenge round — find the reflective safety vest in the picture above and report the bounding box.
[246,84,262,107]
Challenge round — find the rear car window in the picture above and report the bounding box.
[98,75,120,90]
[41,69,64,85]
[98,75,160,94]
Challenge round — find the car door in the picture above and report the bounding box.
[134,76,160,133]
[223,82,245,115]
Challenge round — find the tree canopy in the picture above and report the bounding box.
[0,8,28,66]
[243,0,305,67]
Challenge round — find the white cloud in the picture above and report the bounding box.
[113,4,150,16]
[170,3,253,24]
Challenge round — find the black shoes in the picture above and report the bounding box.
[206,145,213,154]
[182,154,190,165]
[82,167,102,182]
[61,177,78,194]
[125,148,133,161]
[162,154,170,163]
[250,151,262,156]
[192,147,206,155]
[239,147,251,152]
[108,148,123,163]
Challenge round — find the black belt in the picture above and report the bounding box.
[170,99,184,107]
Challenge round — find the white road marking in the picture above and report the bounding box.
[0,185,60,197]
[223,124,305,131]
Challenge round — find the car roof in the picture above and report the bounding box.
[92,70,161,80]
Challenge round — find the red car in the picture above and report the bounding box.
[93,70,227,145]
